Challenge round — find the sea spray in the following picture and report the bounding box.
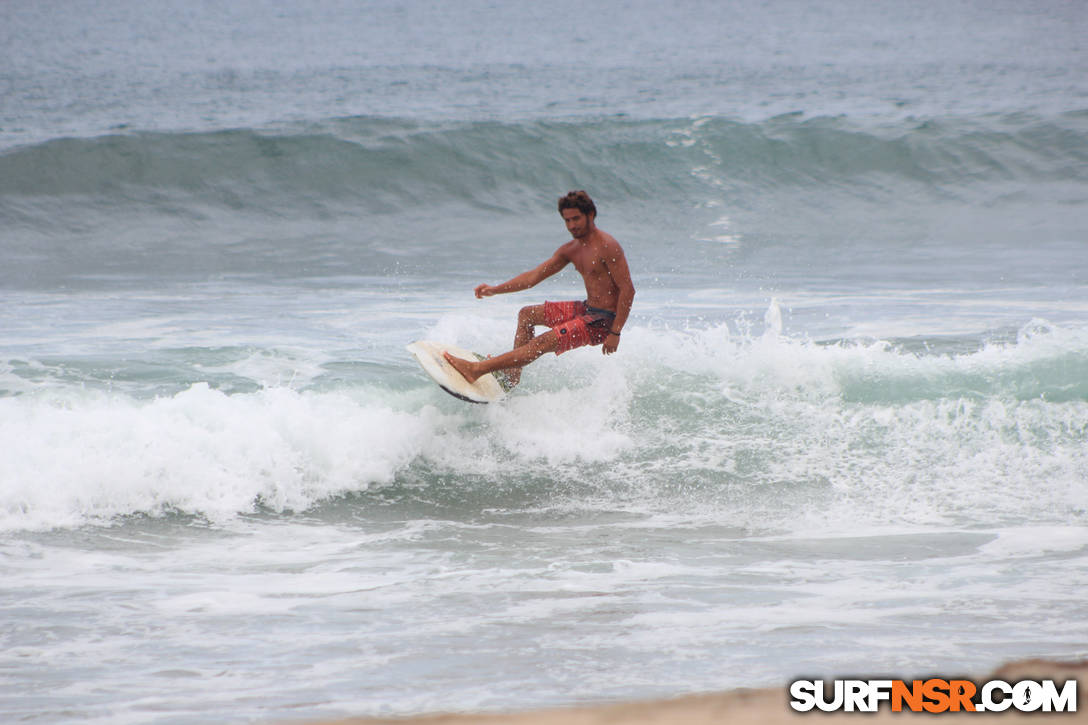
[3,317,1085,533]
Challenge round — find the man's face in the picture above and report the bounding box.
[562,208,593,239]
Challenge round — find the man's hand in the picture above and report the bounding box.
[475,284,495,298]
[602,332,620,355]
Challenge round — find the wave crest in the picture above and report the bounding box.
[3,112,1085,216]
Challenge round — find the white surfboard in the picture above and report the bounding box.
[406,340,515,404]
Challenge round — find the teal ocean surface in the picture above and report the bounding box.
[1,1,1086,722]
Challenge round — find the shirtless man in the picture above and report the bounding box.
[443,190,635,386]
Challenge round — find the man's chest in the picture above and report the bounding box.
[569,249,608,279]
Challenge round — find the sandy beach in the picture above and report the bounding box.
[307,659,1086,725]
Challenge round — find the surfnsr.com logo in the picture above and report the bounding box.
[789,678,1077,713]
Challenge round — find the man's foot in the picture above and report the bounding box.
[443,351,482,384]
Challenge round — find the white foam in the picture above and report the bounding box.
[603,317,1088,533]
[0,384,433,531]
[4,314,1086,534]
[195,346,332,389]
[486,366,634,465]
[979,525,1088,559]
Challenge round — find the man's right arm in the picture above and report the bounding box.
[476,249,569,298]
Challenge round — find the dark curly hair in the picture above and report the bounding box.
[557,190,597,218]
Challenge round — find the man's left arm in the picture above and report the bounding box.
[602,240,635,355]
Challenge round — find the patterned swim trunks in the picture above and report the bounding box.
[542,300,616,355]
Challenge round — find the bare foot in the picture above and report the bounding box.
[443,351,481,383]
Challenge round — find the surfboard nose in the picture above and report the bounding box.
[407,340,509,404]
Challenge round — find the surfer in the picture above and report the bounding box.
[443,190,635,386]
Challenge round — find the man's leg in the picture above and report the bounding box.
[506,304,549,385]
[444,329,560,385]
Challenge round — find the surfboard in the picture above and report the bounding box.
[406,340,516,404]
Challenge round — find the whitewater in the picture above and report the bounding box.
[2,1,1087,723]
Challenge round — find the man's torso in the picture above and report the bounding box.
[560,231,622,311]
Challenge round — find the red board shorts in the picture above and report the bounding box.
[543,300,616,355]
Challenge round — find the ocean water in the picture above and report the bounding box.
[2,0,1087,722]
